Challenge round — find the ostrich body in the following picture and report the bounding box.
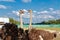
[29,29,56,40]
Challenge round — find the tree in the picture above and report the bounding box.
[9,18,20,24]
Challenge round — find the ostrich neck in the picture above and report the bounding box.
[29,12,32,31]
[20,14,23,28]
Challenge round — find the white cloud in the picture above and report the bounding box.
[52,11,56,13]
[55,10,60,14]
[23,14,30,18]
[37,8,60,15]
[33,11,37,13]
[0,5,7,9]
[0,0,15,2]
[23,13,35,18]
[12,11,19,16]
[38,15,54,19]
[47,15,54,18]
[52,10,60,14]
[39,10,49,14]
[49,8,54,11]
[22,0,32,3]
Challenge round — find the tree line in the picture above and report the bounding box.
[9,18,20,25]
[36,19,60,24]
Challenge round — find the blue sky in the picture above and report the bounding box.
[0,0,60,23]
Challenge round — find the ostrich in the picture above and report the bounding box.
[28,29,57,40]
[19,10,24,29]
[1,23,18,40]
[27,10,57,40]
[28,9,33,32]
[18,10,29,40]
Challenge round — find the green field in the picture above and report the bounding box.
[18,24,60,30]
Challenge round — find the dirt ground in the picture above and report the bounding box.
[54,33,60,40]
